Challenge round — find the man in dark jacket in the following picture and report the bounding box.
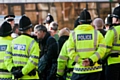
[34,25,58,80]
[58,27,70,52]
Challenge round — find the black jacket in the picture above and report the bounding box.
[38,32,58,80]
[98,29,106,37]
[58,35,69,52]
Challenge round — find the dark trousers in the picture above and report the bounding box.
[105,63,120,80]
[71,72,101,80]
[99,65,106,80]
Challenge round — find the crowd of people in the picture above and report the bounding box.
[0,3,120,80]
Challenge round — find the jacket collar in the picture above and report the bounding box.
[22,33,32,38]
[74,24,94,31]
[0,36,13,40]
[40,32,50,43]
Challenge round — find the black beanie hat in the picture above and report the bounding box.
[79,9,92,24]
[19,15,32,31]
[45,13,54,23]
[0,21,12,37]
[113,5,120,19]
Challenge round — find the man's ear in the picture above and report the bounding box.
[91,24,95,29]
[29,28,33,32]
[79,22,82,25]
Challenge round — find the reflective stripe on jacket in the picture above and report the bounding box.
[5,35,40,79]
[67,24,106,74]
[105,25,120,65]
[57,41,74,77]
[0,36,12,79]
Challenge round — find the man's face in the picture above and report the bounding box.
[15,28,19,34]
[9,20,15,29]
[34,30,44,39]
[112,17,118,24]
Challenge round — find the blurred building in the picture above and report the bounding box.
[0,2,119,29]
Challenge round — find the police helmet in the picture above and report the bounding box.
[79,9,92,24]
[0,21,13,37]
[45,13,54,24]
[112,5,120,19]
[19,15,32,31]
[105,14,112,25]
[4,14,15,21]
[74,16,80,28]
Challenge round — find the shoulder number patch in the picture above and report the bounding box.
[77,34,92,40]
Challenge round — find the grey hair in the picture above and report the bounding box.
[34,25,47,32]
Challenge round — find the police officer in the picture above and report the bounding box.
[57,28,71,80]
[67,9,106,80]
[57,41,73,80]
[105,4,120,80]
[0,21,13,80]
[4,15,15,29]
[4,15,40,79]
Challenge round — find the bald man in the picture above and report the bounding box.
[92,18,106,80]
[92,18,106,36]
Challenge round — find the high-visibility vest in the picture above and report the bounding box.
[105,25,120,65]
[57,41,74,72]
[0,36,12,79]
[67,24,106,74]
[5,35,40,79]
[57,41,74,80]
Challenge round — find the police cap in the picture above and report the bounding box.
[79,9,92,24]
[112,5,120,19]
[45,13,54,24]
[0,21,13,37]
[4,14,15,21]
[19,15,32,31]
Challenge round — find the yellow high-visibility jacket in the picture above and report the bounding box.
[67,24,106,74]
[0,36,13,79]
[105,25,120,65]
[57,41,74,80]
[4,34,40,79]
